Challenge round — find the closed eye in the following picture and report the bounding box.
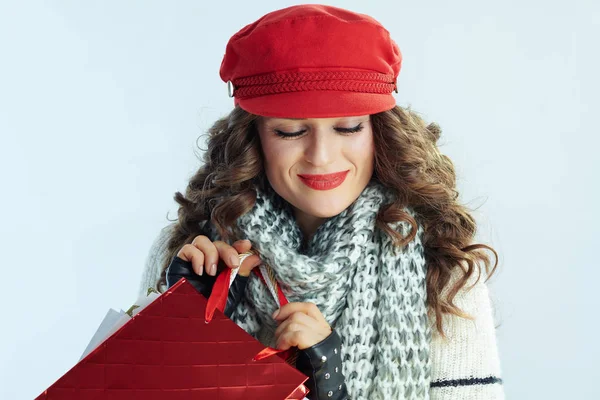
[274,123,364,139]
[273,129,307,138]
[334,123,364,134]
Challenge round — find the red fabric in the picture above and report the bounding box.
[233,71,395,99]
[36,279,308,399]
[205,267,232,323]
[219,4,402,118]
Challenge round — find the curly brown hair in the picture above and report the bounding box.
[156,105,499,339]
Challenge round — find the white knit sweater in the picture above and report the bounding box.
[139,224,505,399]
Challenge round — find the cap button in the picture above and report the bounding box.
[227,81,235,97]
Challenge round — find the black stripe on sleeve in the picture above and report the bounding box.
[430,376,503,388]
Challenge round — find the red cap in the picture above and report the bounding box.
[219,4,402,118]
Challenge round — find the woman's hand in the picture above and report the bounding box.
[273,302,332,350]
[177,236,261,277]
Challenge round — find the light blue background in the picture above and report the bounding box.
[1,1,598,398]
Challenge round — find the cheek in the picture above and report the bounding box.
[260,136,300,177]
[267,138,300,160]
[345,132,375,165]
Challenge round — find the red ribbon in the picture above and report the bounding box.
[204,268,232,323]
[204,266,291,362]
[286,383,309,399]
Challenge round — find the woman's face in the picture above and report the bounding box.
[257,115,375,232]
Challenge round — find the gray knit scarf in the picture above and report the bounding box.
[205,180,431,399]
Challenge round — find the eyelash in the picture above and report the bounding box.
[274,123,364,139]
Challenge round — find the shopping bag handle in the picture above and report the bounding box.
[204,267,233,323]
[204,257,292,362]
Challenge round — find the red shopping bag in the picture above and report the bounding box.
[36,277,309,399]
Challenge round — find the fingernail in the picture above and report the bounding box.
[209,264,217,276]
[229,255,239,268]
[272,309,280,319]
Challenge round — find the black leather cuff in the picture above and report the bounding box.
[166,255,216,297]
[165,255,248,317]
[296,330,348,400]
[224,273,248,317]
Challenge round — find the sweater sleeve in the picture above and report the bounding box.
[137,223,175,298]
[429,265,505,400]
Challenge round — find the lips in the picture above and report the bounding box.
[297,170,350,181]
[297,170,350,191]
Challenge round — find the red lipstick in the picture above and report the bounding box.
[297,170,349,190]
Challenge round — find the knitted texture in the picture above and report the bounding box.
[202,180,432,399]
[138,183,506,399]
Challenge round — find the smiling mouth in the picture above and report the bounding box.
[297,170,350,191]
[297,170,350,181]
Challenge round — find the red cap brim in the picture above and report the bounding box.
[236,91,396,118]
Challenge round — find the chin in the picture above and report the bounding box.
[305,206,345,219]
[269,174,370,218]
[297,195,354,218]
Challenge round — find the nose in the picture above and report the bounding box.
[303,129,335,167]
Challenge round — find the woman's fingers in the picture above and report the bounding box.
[275,322,329,350]
[231,239,251,254]
[273,303,333,350]
[176,235,260,277]
[194,235,222,276]
[176,238,210,275]
[212,240,244,270]
[274,302,330,327]
[276,330,305,351]
[232,240,262,277]
[274,311,314,338]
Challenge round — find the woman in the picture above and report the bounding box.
[139,4,504,400]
